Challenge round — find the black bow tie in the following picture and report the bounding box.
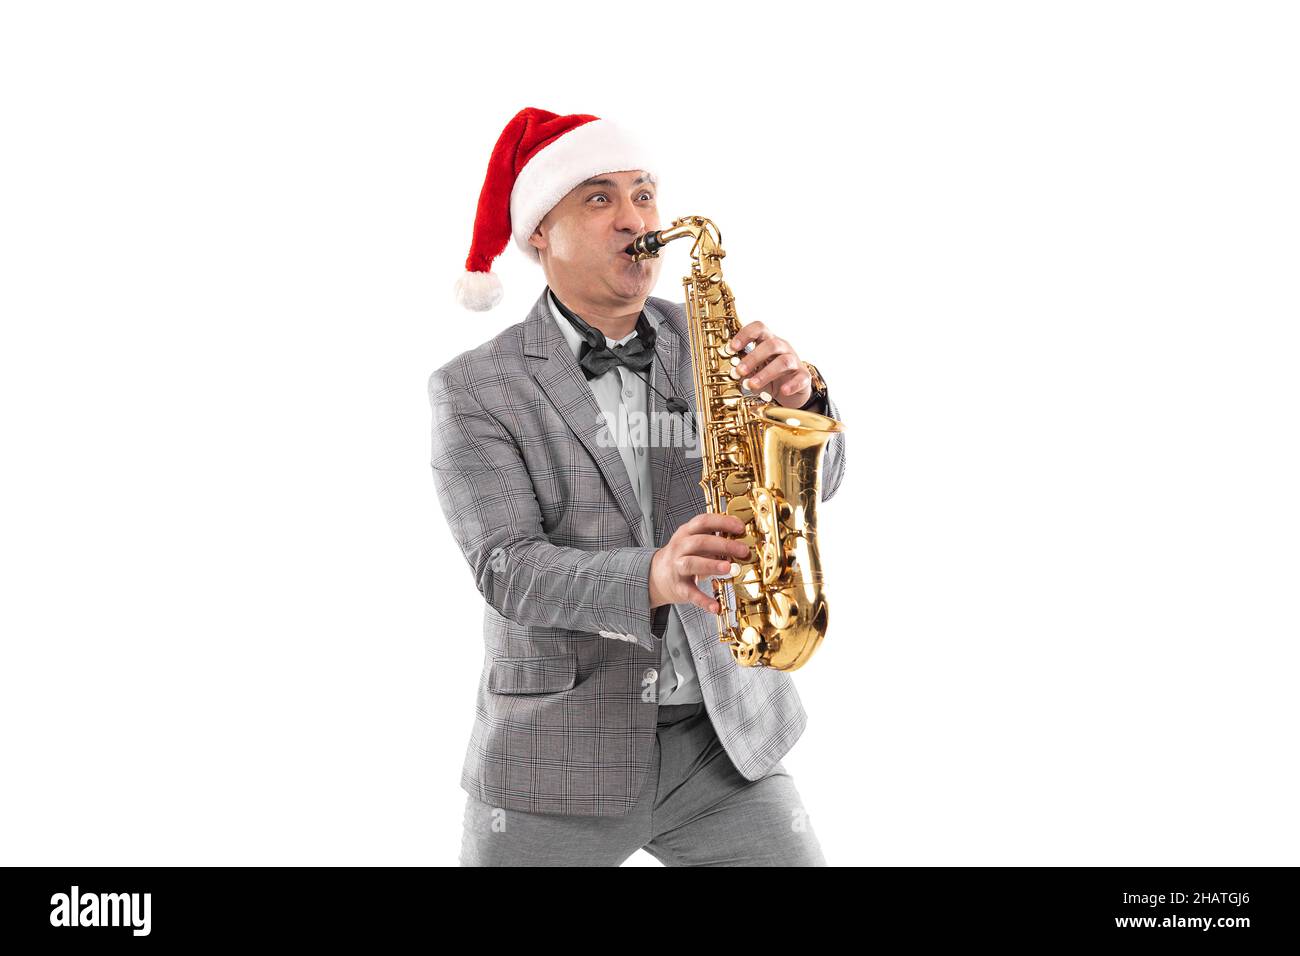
[550,288,657,380]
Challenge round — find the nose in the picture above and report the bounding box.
[613,197,647,237]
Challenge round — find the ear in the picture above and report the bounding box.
[528,221,547,253]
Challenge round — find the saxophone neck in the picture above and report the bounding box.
[625,217,721,261]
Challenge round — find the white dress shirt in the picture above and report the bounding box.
[547,290,702,705]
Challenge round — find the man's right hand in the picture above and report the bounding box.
[649,513,751,614]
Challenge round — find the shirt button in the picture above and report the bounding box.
[671,648,680,658]
[643,668,658,683]
[624,389,634,399]
[636,447,644,456]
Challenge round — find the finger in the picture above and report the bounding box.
[732,337,786,381]
[680,555,736,580]
[689,533,752,560]
[684,513,747,536]
[728,321,770,354]
[680,585,723,614]
[675,553,730,578]
[681,534,751,560]
[744,351,799,392]
[779,369,813,396]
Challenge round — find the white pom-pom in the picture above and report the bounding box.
[454,270,503,311]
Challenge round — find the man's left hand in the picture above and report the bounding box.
[728,321,814,409]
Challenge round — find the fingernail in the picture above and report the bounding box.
[728,563,740,577]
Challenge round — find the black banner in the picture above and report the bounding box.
[1,866,1294,944]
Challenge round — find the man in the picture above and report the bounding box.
[429,107,846,866]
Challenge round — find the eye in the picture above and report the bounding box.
[589,193,609,204]
[638,191,655,201]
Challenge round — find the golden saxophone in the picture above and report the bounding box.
[626,216,844,671]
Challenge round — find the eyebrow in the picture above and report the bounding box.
[579,175,656,189]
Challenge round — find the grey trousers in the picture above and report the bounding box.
[459,701,827,866]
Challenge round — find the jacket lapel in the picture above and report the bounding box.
[523,288,649,546]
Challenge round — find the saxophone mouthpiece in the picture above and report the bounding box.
[626,230,665,259]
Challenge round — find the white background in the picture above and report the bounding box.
[2,1,1296,866]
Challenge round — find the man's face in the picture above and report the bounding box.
[529,169,662,307]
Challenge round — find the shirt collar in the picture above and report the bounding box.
[546,287,660,361]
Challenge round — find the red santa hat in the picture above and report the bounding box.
[454,106,658,311]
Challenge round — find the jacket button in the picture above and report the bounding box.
[643,668,658,683]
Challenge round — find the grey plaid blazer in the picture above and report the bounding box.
[428,286,846,816]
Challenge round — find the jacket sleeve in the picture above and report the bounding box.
[816,379,846,503]
[428,366,661,652]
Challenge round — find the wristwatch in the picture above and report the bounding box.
[799,361,829,411]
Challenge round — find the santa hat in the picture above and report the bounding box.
[454,106,658,311]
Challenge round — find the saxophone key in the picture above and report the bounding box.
[760,541,781,585]
[776,499,795,527]
[725,495,754,523]
[723,472,749,496]
[768,590,797,630]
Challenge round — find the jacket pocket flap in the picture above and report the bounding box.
[487,653,577,695]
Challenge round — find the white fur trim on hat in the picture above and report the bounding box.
[509,119,657,263]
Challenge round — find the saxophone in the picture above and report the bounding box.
[626,216,844,671]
